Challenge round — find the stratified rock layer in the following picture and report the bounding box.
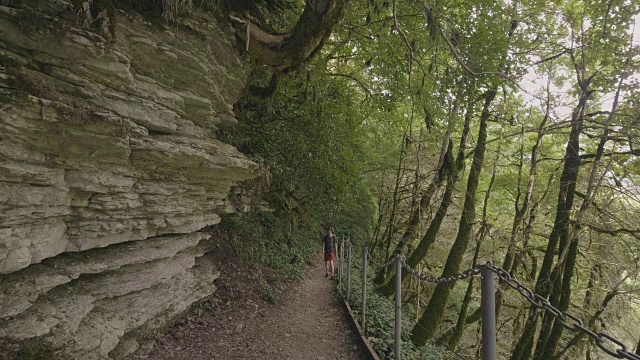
[0,2,257,358]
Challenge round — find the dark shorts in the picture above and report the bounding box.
[324,252,335,261]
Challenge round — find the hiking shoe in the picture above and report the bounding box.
[330,275,335,280]
[325,273,328,278]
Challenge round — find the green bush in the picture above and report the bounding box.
[220,210,319,280]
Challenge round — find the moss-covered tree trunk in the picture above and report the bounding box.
[512,166,557,278]
[390,133,451,257]
[377,166,454,296]
[510,82,591,360]
[447,132,500,348]
[410,89,496,345]
[502,93,549,274]
[370,179,388,247]
[375,132,451,286]
[447,230,482,348]
[373,129,411,285]
[536,70,625,360]
[377,102,473,297]
[497,101,549,319]
[553,278,622,359]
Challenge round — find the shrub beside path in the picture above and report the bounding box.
[140,253,366,360]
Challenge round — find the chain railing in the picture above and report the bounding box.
[398,255,481,283]
[483,263,640,360]
[367,248,396,270]
[336,237,639,360]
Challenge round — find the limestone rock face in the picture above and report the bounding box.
[0,2,258,358]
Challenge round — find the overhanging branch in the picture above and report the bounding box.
[230,0,348,72]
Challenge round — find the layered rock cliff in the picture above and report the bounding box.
[0,1,259,358]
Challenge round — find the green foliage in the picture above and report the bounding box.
[262,285,276,304]
[228,0,640,355]
[225,65,379,244]
[220,211,318,279]
[11,0,640,357]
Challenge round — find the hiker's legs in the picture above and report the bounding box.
[324,260,329,275]
[330,260,335,276]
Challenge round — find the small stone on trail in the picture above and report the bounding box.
[284,333,291,337]
[233,324,244,333]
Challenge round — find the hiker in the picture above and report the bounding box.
[322,227,337,279]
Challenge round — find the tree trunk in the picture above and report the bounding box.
[373,129,410,285]
[447,231,481,348]
[583,265,599,308]
[230,0,348,72]
[504,78,550,272]
[391,132,451,258]
[377,101,474,296]
[497,100,549,319]
[370,178,388,247]
[553,277,623,359]
[377,100,473,296]
[512,163,556,278]
[537,68,625,360]
[447,130,500,348]
[411,89,496,345]
[510,80,592,360]
[377,146,455,296]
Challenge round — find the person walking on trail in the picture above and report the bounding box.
[323,227,337,279]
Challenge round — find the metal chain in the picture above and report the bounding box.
[363,248,481,283]
[398,255,481,283]
[482,262,640,360]
[344,238,637,359]
[366,248,396,270]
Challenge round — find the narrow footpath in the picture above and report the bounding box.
[140,253,366,360]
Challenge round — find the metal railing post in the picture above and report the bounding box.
[346,240,352,303]
[361,246,368,333]
[481,264,497,360]
[395,255,401,360]
[339,237,344,294]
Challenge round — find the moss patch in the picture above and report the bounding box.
[14,5,65,35]
[56,99,99,126]
[0,54,21,70]
[3,341,59,360]
[1,55,55,100]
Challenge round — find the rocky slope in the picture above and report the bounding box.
[0,1,260,358]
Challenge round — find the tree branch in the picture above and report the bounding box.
[230,0,348,72]
[326,72,373,97]
[580,148,640,159]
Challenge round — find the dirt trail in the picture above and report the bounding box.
[140,253,366,360]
